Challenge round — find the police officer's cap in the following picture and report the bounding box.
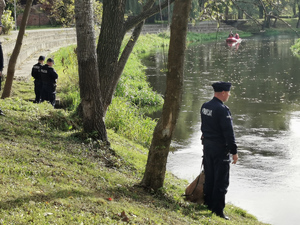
[212,82,231,92]
[38,55,45,61]
[47,58,55,64]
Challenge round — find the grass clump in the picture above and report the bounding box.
[105,97,157,147]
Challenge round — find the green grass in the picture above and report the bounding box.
[0,98,268,224]
[0,31,269,224]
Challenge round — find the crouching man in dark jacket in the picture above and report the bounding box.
[40,58,58,107]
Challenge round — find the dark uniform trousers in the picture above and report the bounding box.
[203,139,230,214]
[41,83,56,107]
[34,80,43,103]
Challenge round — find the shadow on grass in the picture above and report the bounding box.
[0,189,92,210]
[107,183,211,218]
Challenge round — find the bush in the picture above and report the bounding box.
[1,10,15,34]
[291,38,300,57]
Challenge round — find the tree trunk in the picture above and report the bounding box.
[140,0,192,191]
[225,6,229,21]
[74,0,108,142]
[259,5,264,19]
[298,5,300,28]
[238,10,243,19]
[96,0,127,113]
[97,0,175,113]
[1,0,33,99]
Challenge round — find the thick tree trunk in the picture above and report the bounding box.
[140,0,192,191]
[1,0,33,99]
[74,0,108,142]
[97,0,126,112]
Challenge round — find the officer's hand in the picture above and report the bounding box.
[232,154,238,164]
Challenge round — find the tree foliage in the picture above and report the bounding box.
[40,0,102,26]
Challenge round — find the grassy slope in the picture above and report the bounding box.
[0,100,268,224]
[0,31,268,224]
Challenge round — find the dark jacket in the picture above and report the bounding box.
[40,64,58,84]
[200,97,237,154]
[31,63,43,81]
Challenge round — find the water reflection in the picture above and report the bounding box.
[144,34,300,225]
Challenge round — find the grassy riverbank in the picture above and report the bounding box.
[0,33,268,224]
[0,99,267,224]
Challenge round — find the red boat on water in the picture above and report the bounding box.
[226,37,242,43]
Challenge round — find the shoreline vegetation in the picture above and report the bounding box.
[0,30,272,224]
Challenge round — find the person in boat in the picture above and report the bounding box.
[235,33,239,39]
[228,31,233,38]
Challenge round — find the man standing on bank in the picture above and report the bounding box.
[200,82,238,220]
[40,58,58,107]
[31,55,45,103]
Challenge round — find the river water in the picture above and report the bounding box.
[144,34,300,225]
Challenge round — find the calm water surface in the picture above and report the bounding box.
[144,35,300,225]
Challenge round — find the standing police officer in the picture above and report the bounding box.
[31,55,45,103]
[200,82,238,220]
[40,58,58,107]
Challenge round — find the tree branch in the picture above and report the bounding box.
[116,0,155,82]
[124,0,175,31]
[116,21,144,78]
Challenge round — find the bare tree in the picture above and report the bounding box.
[1,0,34,98]
[141,0,192,191]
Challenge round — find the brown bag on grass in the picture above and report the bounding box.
[184,170,205,204]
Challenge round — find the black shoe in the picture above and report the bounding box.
[0,110,4,116]
[213,211,230,220]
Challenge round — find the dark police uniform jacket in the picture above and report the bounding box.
[201,97,237,155]
[40,64,58,87]
[31,63,43,81]
[40,64,58,104]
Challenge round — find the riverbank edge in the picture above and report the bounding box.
[0,32,268,224]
